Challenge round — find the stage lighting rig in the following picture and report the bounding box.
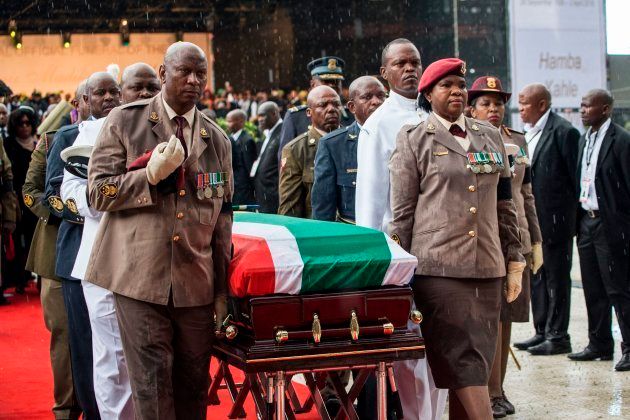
[120,18,130,46]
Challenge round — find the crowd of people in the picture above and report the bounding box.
[0,37,629,420]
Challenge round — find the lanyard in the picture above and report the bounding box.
[585,131,598,167]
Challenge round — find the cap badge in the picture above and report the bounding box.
[460,62,467,76]
[327,58,337,70]
[149,112,159,122]
[487,77,497,89]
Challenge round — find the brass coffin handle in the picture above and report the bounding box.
[410,310,423,324]
[383,322,395,335]
[225,325,238,340]
[350,310,360,341]
[275,329,289,344]
[312,313,322,343]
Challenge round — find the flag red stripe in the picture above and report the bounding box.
[229,233,276,296]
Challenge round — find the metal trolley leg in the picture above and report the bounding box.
[275,371,286,419]
[376,362,387,420]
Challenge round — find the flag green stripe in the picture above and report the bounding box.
[234,213,391,293]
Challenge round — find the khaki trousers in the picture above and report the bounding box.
[40,277,80,419]
[114,293,214,420]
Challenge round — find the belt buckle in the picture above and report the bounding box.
[587,210,596,218]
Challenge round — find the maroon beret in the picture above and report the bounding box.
[418,58,466,93]
[467,76,511,105]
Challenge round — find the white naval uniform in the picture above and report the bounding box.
[356,91,447,420]
[61,117,134,420]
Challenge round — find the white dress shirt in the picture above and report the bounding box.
[580,118,611,211]
[162,97,195,151]
[432,112,470,151]
[356,91,427,232]
[523,109,551,156]
[250,118,282,177]
[232,129,243,141]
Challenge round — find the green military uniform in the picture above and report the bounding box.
[23,130,79,419]
[0,137,17,301]
[278,127,323,218]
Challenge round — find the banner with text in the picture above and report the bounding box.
[509,0,606,109]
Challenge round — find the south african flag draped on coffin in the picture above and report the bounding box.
[229,212,418,297]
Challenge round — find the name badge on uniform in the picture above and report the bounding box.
[433,146,449,156]
[466,151,504,174]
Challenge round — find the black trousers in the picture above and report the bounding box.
[531,238,573,340]
[61,279,100,420]
[577,216,630,354]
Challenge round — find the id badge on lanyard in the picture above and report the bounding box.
[580,165,594,204]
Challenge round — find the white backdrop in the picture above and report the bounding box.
[509,0,607,112]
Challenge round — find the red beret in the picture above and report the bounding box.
[418,58,467,93]
[467,76,511,105]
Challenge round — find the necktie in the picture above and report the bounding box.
[173,116,188,157]
[449,124,466,138]
[173,116,188,189]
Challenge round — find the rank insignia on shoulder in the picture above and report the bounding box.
[48,196,64,212]
[391,234,401,245]
[99,183,118,198]
[66,198,78,214]
[149,112,159,122]
[23,194,34,208]
[471,124,480,131]
[200,127,209,137]
[348,133,357,139]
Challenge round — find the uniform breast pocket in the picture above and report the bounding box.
[198,198,221,226]
[302,167,314,185]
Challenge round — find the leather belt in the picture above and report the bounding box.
[586,209,600,218]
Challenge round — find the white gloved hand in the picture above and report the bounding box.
[531,242,543,275]
[505,261,526,303]
[146,135,185,185]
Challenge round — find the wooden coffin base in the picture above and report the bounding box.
[209,334,424,419]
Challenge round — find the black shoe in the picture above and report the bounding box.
[568,347,613,361]
[325,398,341,417]
[499,393,515,415]
[514,334,544,350]
[615,353,630,371]
[527,339,572,355]
[491,397,507,418]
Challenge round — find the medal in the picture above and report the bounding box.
[472,165,480,174]
[483,164,492,173]
[197,188,205,200]
[216,185,224,198]
[204,186,213,198]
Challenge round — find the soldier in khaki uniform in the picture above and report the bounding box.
[278,85,341,218]
[388,59,525,419]
[86,42,233,420]
[23,129,81,419]
[468,76,543,418]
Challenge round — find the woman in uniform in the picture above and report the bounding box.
[388,58,526,419]
[468,76,543,418]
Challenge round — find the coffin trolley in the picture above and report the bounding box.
[209,213,425,419]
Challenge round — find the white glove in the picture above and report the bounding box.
[531,242,543,275]
[146,135,185,185]
[505,261,526,303]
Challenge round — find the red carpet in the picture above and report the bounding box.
[0,284,317,419]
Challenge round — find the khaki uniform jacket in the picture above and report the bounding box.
[23,132,60,280]
[278,127,323,218]
[389,114,523,279]
[502,126,542,255]
[0,139,16,228]
[86,93,233,308]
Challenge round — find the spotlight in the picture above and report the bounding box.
[8,20,17,38]
[120,18,130,46]
[175,31,184,42]
[62,32,71,48]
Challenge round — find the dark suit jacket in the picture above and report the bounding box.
[231,132,256,205]
[254,122,282,213]
[44,124,82,280]
[312,121,359,222]
[576,122,630,260]
[530,112,580,245]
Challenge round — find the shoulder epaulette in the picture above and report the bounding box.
[288,105,307,113]
[503,126,523,136]
[120,97,152,109]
